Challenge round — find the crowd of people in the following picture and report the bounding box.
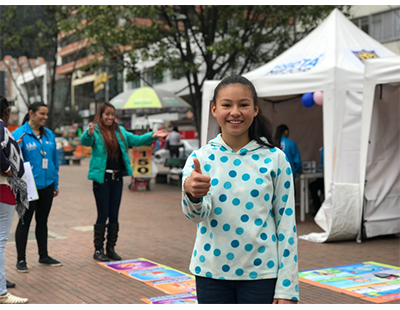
[0,75,326,304]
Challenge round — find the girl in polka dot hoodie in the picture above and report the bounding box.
[182,75,299,304]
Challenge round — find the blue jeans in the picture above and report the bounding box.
[0,202,15,295]
[195,276,277,304]
[93,171,123,225]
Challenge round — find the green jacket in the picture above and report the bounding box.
[81,124,155,183]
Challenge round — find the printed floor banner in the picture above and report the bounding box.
[140,292,197,304]
[99,258,198,303]
[299,261,400,303]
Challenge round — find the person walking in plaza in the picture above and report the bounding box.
[0,96,29,304]
[12,102,62,273]
[274,124,302,180]
[81,102,168,262]
[181,75,299,304]
[165,126,181,158]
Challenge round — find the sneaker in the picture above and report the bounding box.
[16,260,29,273]
[38,256,63,266]
[0,292,28,304]
[6,280,15,288]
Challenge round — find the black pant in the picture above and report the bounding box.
[169,145,180,158]
[93,171,123,225]
[309,178,324,212]
[15,183,55,261]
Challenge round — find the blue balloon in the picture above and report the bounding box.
[301,92,315,108]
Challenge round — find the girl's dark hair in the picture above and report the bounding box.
[211,75,278,149]
[274,124,289,146]
[0,95,10,119]
[22,102,48,138]
[93,101,126,161]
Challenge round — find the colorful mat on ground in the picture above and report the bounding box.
[99,258,197,304]
[299,261,400,303]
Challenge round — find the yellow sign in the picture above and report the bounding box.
[93,71,113,94]
[131,146,152,177]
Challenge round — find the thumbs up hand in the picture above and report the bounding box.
[184,157,211,199]
[88,123,94,136]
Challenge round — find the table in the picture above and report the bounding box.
[299,172,324,222]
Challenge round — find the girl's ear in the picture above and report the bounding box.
[29,110,34,118]
[254,104,259,117]
[211,103,217,118]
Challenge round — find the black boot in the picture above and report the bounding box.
[106,223,121,260]
[93,224,109,262]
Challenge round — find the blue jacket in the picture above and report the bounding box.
[280,136,302,179]
[182,134,299,301]
[81,124,155,183]
[13,121,59,190]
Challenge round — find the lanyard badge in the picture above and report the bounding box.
[40,150,48,169]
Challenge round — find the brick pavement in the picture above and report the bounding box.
[4,159,400,304]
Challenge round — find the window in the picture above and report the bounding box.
[353,8,400,43]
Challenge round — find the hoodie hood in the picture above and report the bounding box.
[209,133,270,156]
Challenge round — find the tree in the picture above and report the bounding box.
[0,5,79,130]
[59,5,351,139]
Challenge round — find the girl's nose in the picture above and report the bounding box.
[230,106,240,116]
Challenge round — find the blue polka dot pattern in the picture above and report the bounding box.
[245,202,254,210]
[235,269,244,276]
[252,154,260,161]
[229,170,237,178]
[240,214,249,222]
[236,227,244,235]
[231,240,240,248]
[232,198,240,206]
[233,159,241,166]
[211,179,219,186]
[250,189,259,197]
[254,258,262,266]
[181,135,299,301]
[242,173,250,181]
[249,271,258,279]
[224,182,232,189]
[244,244,253,251]
[223,224,231,231]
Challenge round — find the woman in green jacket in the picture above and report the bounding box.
[81,102,168,262]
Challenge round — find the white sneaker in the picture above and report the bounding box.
[0,292,28,304]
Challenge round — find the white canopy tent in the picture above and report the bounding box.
[200,9,396,242]
[358,56,400,241]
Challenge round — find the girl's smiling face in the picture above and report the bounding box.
[211,83,258,143]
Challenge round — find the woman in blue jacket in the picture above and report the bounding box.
[81,102,168,262]
[12,102,61,273]
[274,124,302,180]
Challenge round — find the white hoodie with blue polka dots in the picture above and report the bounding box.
[182,134,299,301]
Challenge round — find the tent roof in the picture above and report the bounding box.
[242,8,396,96]
[364,56,400,84]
